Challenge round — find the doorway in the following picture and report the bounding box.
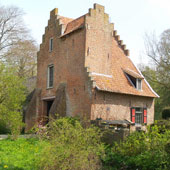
[44,100,54,124]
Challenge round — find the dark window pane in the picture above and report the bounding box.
[127,74,136,87]
[49,66,53,87]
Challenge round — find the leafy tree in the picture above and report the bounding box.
[0,63,26,138]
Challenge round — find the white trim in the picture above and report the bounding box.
[91,72,112,78]
[128,57,159,97]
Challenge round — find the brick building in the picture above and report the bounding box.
[25,4,158,131]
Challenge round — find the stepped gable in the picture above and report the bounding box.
[83,4,157,98]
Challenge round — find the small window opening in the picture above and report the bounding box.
[74,88,76,94]
[47,65,54,88]
[126,73,142,90]
[131,107,147,125]
[49,38,53,52]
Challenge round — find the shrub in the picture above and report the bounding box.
[37,117,104,170]
[0,119,10,134]
[102,125,170,170]
[0,63,26,138]
[162,107,170,120]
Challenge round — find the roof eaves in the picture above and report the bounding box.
[95,85,157,98]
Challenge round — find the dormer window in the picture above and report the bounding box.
[123,68,143,91]
[49,38,53,52]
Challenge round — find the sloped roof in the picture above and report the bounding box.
[92,39,158,98]
[123,68,144,79]
[60,16,73,25]
[58,14,158,98]
[60,15,85,37]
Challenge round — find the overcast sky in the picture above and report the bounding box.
[1,0,170,65]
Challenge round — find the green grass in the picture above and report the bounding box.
[0,137,47,170]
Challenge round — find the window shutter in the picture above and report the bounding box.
[131,108,135,123]
[143,108,147,124]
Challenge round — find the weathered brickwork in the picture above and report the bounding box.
[91,91,154,124]
[25,4,157,131]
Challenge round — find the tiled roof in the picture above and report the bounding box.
[61,16,85,37]
[92,39,158,98]
[60,16,73,25]
[123,68,144,79]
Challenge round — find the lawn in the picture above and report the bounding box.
[0,137,47,170]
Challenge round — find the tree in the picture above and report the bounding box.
[144,29,170,90]
[0,5,29,59]
[5,39,38,78]
[0,63,26,138]
[142,29,170,119]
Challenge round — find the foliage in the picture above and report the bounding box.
[102,125,170,170]
[0,63,26,137]
[0,138,46,170]
[140,66,165,119]
[0,120,10,134]
[5,40,38,78]
[141,29,170,119]
[162,107,170,120]
[156,119,170,131]
[38,117,104,170]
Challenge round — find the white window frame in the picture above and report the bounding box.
[47,65,54,88]
[49,38,53,52]
[136,79,142,91]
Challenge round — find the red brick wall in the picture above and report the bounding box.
[35,4,155,127]
[91,90,154,125]
[37,11,92,120]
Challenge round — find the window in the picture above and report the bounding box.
[123,68,143,91]
[137,79,142,90]
[49,38,53,52]
[131,107,147,125]
[126,73,142,90]
[47,65,54,88]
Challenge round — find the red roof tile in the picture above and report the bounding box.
[61,16,85,37]
[92,39,158,98]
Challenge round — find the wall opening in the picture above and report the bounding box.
[44,99,54,124]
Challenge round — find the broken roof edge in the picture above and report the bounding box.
[128,57,159,98]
